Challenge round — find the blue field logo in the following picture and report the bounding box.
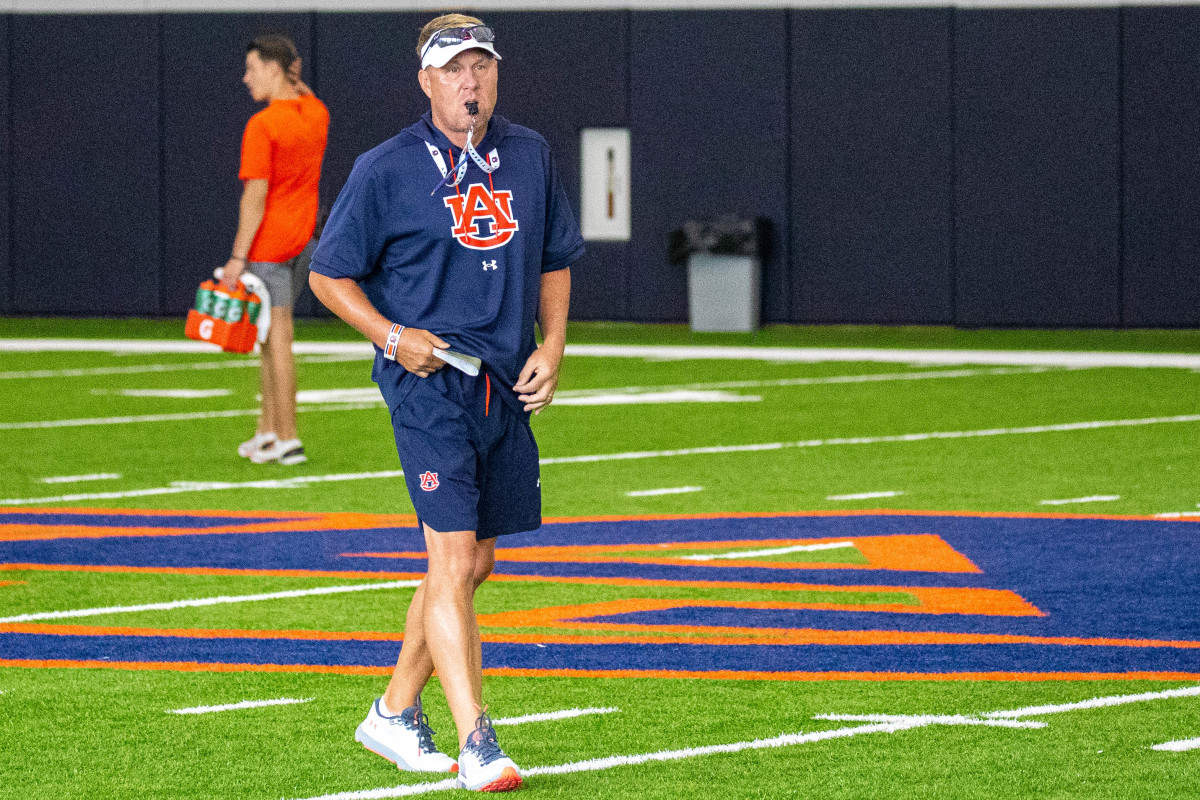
[1,509,1197,681]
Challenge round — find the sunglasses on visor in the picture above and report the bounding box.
[420,25,496,59]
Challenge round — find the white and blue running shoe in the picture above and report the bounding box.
[354,698,458,774]
[457,712,522,792]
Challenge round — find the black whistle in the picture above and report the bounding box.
[466,101,479,115]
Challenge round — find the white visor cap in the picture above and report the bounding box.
[421,39,502,70]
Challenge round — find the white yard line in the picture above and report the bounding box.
[1039,495,1121,506]
[1152,737,1200,752]
[555,367,1063,398]
[40,473,122,484]
[282,684,1200,800]
[814,713,1043,729]
[625,486,704,497]
[0,402,383,431]
[983,685,1200,719]
[168,697,313,716]
[291,721,915,800]
[827,490,904,501]
[0,581,419,624]
[0,469,408,505]
[0,353,369,381]
[6,339,1200,369]
[680,542,855,561]
[4,414,1200,506]
[492,707,620,726]
[90,388,232,399]
[539,414,1200,466]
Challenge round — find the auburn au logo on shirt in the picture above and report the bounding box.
[444,183,519,250]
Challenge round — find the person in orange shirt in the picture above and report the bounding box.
[221,33,329,465]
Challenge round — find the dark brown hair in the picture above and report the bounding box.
[247,33,301,79]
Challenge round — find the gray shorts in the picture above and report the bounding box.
[248,238,314,309]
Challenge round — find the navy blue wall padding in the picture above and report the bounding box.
[1122,7,1200,328]
[314,12,428,212]
[11,15,162,316]
[160,13,313,317]
[312,12,424,318]
[954,10,1122,327]
[489,11,631,322]
[629,10,789,323]
[0,16,10,314]
[791,9,954,324]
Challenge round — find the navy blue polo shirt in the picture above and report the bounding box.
[310,112,585,412]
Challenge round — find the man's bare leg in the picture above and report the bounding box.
[384,539,495,714]
[264,307,298,440]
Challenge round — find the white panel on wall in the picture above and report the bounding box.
[579,127,630,242]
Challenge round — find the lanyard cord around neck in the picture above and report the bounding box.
[427,126,500,196]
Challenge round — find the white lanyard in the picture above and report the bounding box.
[426,128,500,196]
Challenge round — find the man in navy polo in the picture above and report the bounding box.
[308,12,583,793]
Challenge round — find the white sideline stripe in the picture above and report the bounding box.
[814,713,1044,729]
[0,581,419,624]
[1152,737,1200,752]
[827,490,904,500]
[492,707,620,726]
[168,697,313,715]
[625,486,704,497]
[5,338,1200,368]
[566,344,1200,369]
[40,473,122,484]
[1156,511,1200,518]
[5,414,1200,506]
[983,685,1200,719]
[291,684,1200,800]
[680,542,855,561]
[1039,495,1121,505]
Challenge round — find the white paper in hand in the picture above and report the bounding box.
[433,349,482,376]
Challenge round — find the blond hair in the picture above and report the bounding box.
[416,13,486,60]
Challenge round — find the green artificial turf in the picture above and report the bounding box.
[2,319,1199,799]
[0,669,1196,800]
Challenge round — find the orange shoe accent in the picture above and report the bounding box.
[450,763,460,774]
[480,766,522,792]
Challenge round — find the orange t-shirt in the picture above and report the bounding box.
[239,94,329,263]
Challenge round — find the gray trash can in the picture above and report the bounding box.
[687,254,760,333]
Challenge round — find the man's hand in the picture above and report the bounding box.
[220,258,246,291]
[394,327,451,378]
[514,341,565,414]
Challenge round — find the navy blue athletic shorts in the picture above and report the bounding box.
[376,360,541,540]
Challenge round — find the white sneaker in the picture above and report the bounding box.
[457,712,522,792]
[355,698,458,774]
[237,432,276,458]
[249,437,307,465]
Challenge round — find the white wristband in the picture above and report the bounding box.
[383,323,405,361]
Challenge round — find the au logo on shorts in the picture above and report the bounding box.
[444,183,519,250]
[419,471,440,491]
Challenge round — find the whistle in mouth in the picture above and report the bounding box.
[465,101,479,115]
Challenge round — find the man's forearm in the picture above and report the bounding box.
[308,271,394,349]
[538,268,571,349]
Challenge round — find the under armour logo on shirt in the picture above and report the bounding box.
[482,260,499,271]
